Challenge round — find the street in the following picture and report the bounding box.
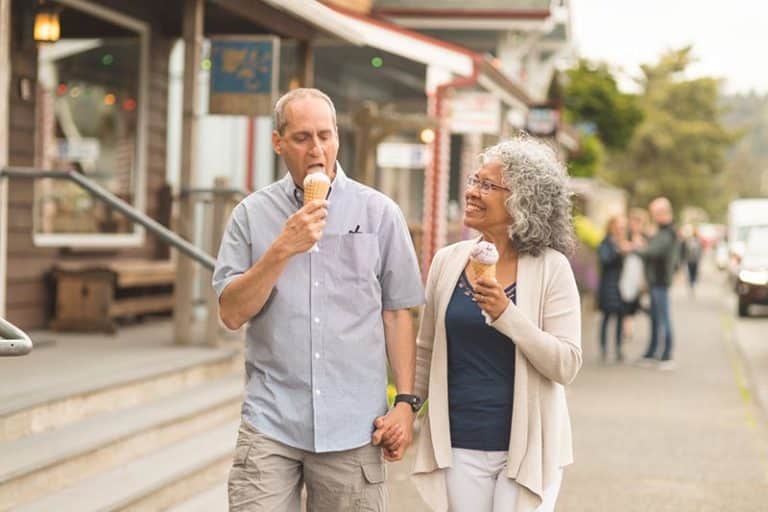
[389,257,768,511]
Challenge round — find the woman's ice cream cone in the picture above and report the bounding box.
[469,241,499,281]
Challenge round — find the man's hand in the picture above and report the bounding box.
[473,277,510,322]
[371,402,415,462]
[275,199,328,256]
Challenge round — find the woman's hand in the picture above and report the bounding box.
[473,277,510,322]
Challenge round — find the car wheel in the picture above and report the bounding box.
[738,299,749,317]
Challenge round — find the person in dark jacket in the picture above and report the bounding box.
[597,215,630,362]
[635,197,680,370]
[680,225,703,296]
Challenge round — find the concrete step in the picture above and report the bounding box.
[1,348,241,444]
[15,420,239,512]
[0,376,242,511]
[166,483,228,512]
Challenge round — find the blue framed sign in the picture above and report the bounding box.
[209,36,280,116]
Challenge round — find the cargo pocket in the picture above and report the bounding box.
[359,462,386,512]
[232,443,252,467]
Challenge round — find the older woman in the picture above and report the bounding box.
[411,136,582,512]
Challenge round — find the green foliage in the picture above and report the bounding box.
[568,134,605,178]
[564,60,644,150]
[573,214,603,249]
[719,92,768,215]
[600,47,737,216]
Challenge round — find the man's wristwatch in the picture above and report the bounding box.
[394,393,423,413]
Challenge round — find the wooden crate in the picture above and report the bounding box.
[51,260,176,333]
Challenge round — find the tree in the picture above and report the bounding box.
[564,60,643,151]
[568,133,604,178]
[720,93,768,207]
[600,47,736,215]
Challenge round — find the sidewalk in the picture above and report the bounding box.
[389,263,768,511]
[560,264,768,511]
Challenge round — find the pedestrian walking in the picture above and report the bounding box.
[681,225,703,296]
[635,197,680,370]
[411,136,582,512]
[597,215,631,363]
[213,88,425,512]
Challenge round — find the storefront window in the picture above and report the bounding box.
[34,3,148,247]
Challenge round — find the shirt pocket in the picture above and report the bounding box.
[333,233,380,285]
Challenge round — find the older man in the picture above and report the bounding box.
[213,88,424,511]
[636,197,679,370]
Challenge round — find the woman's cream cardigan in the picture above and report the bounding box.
[412,239,583,512]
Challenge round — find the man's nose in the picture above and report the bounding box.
[309,136,324,155]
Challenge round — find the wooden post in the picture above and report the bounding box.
[205,176,229,346]
[298,40,314,88]
[173,0,204,345]
[0,0,10,318]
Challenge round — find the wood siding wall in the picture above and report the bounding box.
[5,1,172,329]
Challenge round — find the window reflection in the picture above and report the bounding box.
[36,38,140,235]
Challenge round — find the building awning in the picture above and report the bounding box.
[326,5,534,110]
[260,0,366,45]
[326,5,476,78]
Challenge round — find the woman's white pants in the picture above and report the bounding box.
[445,448,563,512]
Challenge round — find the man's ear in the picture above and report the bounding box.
[272,130,281,154]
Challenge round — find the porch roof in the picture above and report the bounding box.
[52,0,365,43]
[326,5,532,108]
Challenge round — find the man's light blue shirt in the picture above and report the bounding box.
[213,166,425,453]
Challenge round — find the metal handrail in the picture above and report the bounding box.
[0,316,33,356]
[0,167,217,270]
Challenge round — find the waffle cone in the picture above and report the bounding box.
[469,259,496,282]
[304,180,330,205]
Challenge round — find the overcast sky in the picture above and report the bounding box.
[570,0,768,95]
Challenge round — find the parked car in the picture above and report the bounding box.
[736,228,768,317]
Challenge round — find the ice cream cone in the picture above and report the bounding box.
[303,172,330,253]
[469,241,499,282]
[303,172,330,205]
[469,258,496,281]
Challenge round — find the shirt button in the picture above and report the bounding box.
[314,281,319,287]
[316,389,321,395]
[314,317,320,324]
[315,353,320,359]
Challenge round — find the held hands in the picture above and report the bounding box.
[371,402,414,462]
[276,199,328,256]
[473,277,510,322]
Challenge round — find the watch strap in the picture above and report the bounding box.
[394,393,422,412]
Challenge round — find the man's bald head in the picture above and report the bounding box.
[649,197,673,225]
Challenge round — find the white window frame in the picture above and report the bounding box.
[33,0,150,248]
[0,0,11,316]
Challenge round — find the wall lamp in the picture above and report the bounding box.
[34,2,61,43]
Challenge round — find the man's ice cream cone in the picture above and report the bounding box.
[303,171,330,205]
[469,241,499,282]
[303,171,331,253]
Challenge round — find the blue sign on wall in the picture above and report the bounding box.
[209,37,280,116]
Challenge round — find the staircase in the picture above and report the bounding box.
[0,328,242,511]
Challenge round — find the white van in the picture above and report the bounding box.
[727,199,768,281]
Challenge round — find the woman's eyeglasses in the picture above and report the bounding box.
[466,175,511,195]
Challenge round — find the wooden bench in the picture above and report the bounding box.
[51,260,176,333]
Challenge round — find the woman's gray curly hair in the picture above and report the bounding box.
[481,135,575,257]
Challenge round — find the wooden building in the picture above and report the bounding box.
[0,0,361,330]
